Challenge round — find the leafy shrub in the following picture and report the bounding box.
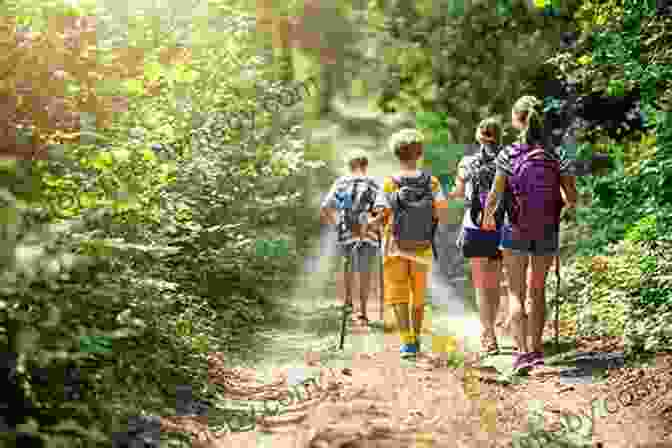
[554,248,629,338]
[556,237,672,355]
[0,1,332,446]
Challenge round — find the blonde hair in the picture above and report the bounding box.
[475,117,503,145]
[512,95,545,144]
[388,128,424,161]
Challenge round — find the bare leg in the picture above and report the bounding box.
[497,264,511,335]
[359,271,372,319]
[502,249,530,353]
[472,257,502,350]
[528,255,554,352]
[342,270,353,306]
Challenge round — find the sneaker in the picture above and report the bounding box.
[400,343,418,358]
[528,351,545,367]
[512,352,533,371]
[514,352,545,372]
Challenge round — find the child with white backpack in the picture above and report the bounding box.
[320,149,382,325]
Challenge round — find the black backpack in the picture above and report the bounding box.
[390,173,435,252]
[456,148,508,258]
[462,145,507,228]
[466,167,506,229]
[333,177,378,244]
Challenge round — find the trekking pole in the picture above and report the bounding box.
[339,252,352,351]
[554,254,561,350]
[378,228,384,322]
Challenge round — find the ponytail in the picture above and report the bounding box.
[475,117,503,146]
[512,95,545,145]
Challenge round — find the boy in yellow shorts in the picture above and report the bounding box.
[371,129,448,357]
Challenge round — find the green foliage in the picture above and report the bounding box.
[0,0,329,445]
[369,0,579,143]
[416,111,462,186]
[624,214,658,245]
[557,238,672,356]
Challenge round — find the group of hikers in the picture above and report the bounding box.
[319,94,578,372]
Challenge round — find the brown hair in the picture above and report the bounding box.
[394,142,423,161]
[348,157,368,171]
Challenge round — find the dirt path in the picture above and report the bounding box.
[160,269,672,448]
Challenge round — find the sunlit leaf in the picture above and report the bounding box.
[112,148,131,162]
[92,151,113,169]
[123,78,145,95]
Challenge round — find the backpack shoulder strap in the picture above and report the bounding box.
[526,147,548,159]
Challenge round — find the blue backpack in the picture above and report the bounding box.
[333,177,378,244]
[508,143,563,241]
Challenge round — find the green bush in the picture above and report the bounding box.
[556,238,672,355]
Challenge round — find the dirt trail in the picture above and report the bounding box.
[160,271,672,448]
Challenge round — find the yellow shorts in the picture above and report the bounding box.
[383,256,428,307]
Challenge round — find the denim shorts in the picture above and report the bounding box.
[337,241,380,272]
[499,225,560,256]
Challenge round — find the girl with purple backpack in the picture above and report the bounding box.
[482,95,577,371]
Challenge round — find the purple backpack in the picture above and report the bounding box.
[508,143,563,240]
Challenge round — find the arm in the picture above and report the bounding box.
[482,174,507,230]
[320,182,339,225]
[431,176,450,224]
[447,161,467,200]
[560,175,577,208]
[369,179,392,226]
[320,207,337,225]
[369,207,390,226]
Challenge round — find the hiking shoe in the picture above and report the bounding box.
[512,352,534,371]
[514,352,544,372]
[528,351,545,368]
[353,313,369,326]
[400,343,418,358]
